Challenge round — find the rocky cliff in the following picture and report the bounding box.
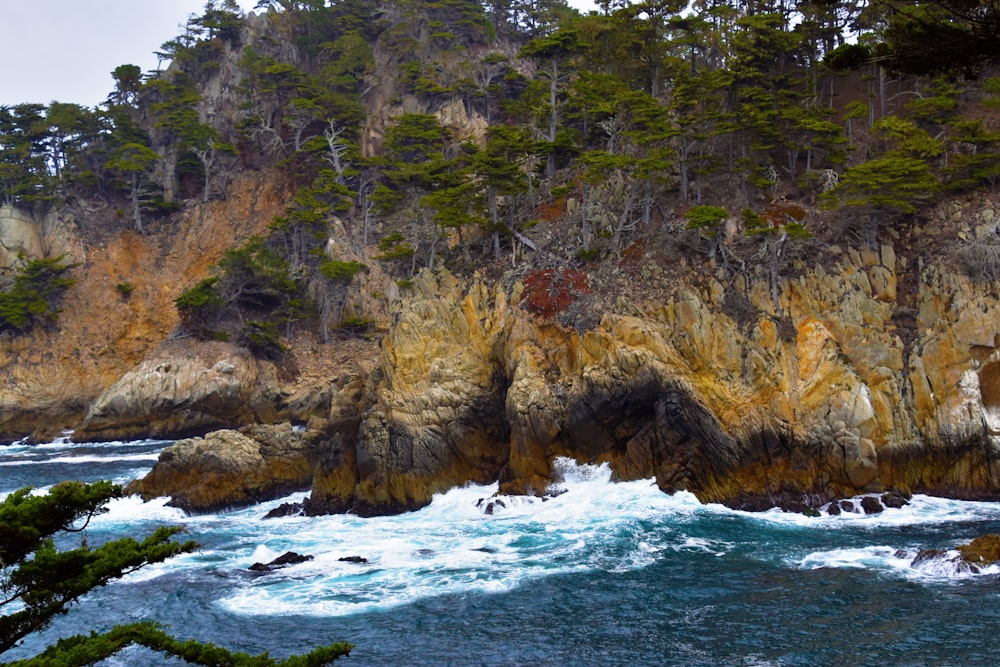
[0,169,291,441]
[90,193,1000,515]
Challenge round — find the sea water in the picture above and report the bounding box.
[3,437,1000,666]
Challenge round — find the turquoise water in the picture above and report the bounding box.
[3,438,1000,666]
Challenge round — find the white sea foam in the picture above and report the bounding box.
[211,459,697,617]
[0,453,160,466]
[797,545,906,571]
[796,542,1000,582]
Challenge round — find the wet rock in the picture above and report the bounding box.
[249,551,314,572]
[338,556,368,564]
[826,502,841,516]
[263,502,305,519]
[860,496,884,514]
[839,500,856,513]
[956,533,1000,566]
[476,498,507,515]
[881,491,910,509]
[911,548,947,567]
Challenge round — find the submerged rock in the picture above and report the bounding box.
[338,556,368,564]
[910,534,1000,573]
[249,551,314,572]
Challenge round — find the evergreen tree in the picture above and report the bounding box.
[0,481,351,665]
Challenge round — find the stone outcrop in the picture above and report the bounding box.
[911,533,1000,573]
[76,341,282,442]
[305,272,511,516]
[8,186,1000,516]
[125,423,316,513]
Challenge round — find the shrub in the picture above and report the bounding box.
[684,205,730,231]
[320,260,368,281]
[521,268,591,319]
[0,255,77,333]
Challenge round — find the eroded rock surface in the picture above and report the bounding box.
[125,424,316,513]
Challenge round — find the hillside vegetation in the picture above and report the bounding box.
[1,0,999,348]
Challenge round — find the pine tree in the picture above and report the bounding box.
[0,481,352,665]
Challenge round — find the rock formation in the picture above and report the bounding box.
[125,424,316,513]
[20,194,1000,516]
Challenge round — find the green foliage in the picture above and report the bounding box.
[339,316,373,331]
[217,236,300,311]
[240,319,287,357]
[685,205,730,230]
[0,104,55,205]
[115,281,135,297]
[822,156,938,214]
[375,233,416,262]
[174,277,225,312]
[0,481,351,665]
[0,256,77,333]
[0,481,196,655]
[876,0,1000,76]
[320,259,368,281]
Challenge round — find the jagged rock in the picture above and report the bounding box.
[249,551,314,572]
[911,548,947,567]
[307,271,510,516]
[10,191,1000,516]
[911,534,1000,573]
[125,424,317,513]
[0,171,289,443]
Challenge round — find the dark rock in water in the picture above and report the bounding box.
[826,502,842,516]
[338,555,368,564]
[839,500,856,513]
[880,491,910,509]
[249,551,314,572]
[483,498,507,515]
[263,502,304,519]
[472,547,497,553]
[911,548,947,567]
[860,496,884,514]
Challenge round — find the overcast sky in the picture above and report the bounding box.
[0,0,599,109]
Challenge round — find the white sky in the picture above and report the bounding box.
[0,0,599,109]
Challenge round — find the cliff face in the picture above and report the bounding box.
[8,194,1000,514]
[0,169,290,441]
[295,212,1000,514]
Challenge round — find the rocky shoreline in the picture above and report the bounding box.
[6,197,1000,516]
